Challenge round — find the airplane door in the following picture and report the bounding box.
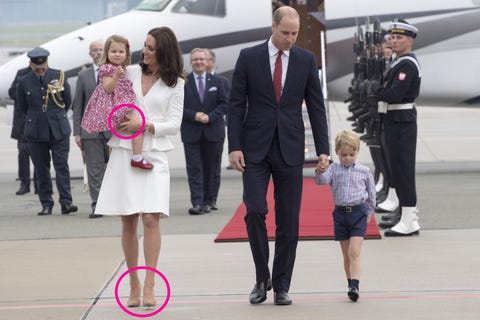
[292,0,326,68]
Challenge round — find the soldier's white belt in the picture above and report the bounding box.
[377,102,414,113]
[387,103,414,110]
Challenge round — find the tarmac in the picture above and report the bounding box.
[0,101,479,320]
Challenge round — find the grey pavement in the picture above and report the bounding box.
[0,102,479,320]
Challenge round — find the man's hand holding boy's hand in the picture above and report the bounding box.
[315,154,329,174]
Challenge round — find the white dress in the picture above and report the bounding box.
[94,65,184,216]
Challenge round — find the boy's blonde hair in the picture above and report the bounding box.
[99,34,131,67]
[335,130,361,152]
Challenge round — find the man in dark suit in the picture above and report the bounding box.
[72,40,110,219]
[228,6,330,305]
[9,66,37,195]
[17,47,78,216]
[205,48,231,211]
[181,48,228,215]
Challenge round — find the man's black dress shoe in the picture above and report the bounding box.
[378,215,400,229]
[188,205,204,215]
[348,287,359,302]
[274,291,292,305]
[210,203,218,210]
[375,204,398,213]
[88,208,102,219]
[381,207,401,221]
[16,185,30,195]
[384,228,420,237]
[38,207,52,216]
[61,204,78,214]
[202,205,211,213]
[376,190,388,204]
[89,212,103,219]
[249,279,272,304]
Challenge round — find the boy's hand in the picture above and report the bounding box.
[315,163,327,174]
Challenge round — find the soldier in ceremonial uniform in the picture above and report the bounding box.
[16,47,78,216]
[373,19,421,236]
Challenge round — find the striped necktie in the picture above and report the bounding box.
[198,75,205,102]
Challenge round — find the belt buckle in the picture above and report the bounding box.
[345,206,352,213]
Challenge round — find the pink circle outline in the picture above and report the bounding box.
[107,103,146,140]
[114,266,171,318]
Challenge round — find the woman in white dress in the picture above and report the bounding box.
[95,27,185,308]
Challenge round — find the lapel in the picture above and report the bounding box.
[43,69,52,85]
[43,68,62,86]
[258,43,276,101]
[189,72,204,104]
[88,67,96,86]
[133,66,146,106]
[281,46,297,102]
[204,73,214,104]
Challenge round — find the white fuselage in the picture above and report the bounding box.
[2,0,480,106]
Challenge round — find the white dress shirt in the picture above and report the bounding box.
[268,37,289,93]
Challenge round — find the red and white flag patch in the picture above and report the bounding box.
[398,72,407,80]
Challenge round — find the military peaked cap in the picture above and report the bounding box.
[389,18,418,38]
[27,47,50,67]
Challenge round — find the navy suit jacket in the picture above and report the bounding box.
[228,41,330,166]
[17,68,72,142]
[181,72,228,143]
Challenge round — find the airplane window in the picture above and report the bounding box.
[172,0,226,17]
[136,0,172,11]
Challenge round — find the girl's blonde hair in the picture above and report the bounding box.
[99,34,131,67]
[335,130,361,152]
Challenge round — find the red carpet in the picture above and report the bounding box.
[215,178,381,242]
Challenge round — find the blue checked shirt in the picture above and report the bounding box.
[314,162,376,216]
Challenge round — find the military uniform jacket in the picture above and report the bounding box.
[375,53,421,123]
[8,67,31,141]
[16,68,72,142]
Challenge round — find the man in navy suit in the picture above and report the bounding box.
[17,47,77,216]
[181,48,228,215]
[228,6,330,305]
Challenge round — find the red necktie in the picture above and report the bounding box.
[273,50,283,102]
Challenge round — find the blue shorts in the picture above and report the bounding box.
[332,204,368,241]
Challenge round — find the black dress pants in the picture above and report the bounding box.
[242,133,303,292]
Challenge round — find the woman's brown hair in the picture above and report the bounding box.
[139,27,185,87]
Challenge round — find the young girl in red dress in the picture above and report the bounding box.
[81,34,153,170]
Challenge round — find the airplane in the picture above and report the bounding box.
[1,0,480,108]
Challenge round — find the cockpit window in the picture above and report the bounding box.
[172,0,225,17]
[136,0,172,11]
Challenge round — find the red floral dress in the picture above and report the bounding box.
[81,63,136,133]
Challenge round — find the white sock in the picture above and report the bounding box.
[132,155,143,162]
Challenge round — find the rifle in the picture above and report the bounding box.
[347,17,385,147]
[364,17,384,147]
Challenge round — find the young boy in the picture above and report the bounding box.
[314,130,376,302]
